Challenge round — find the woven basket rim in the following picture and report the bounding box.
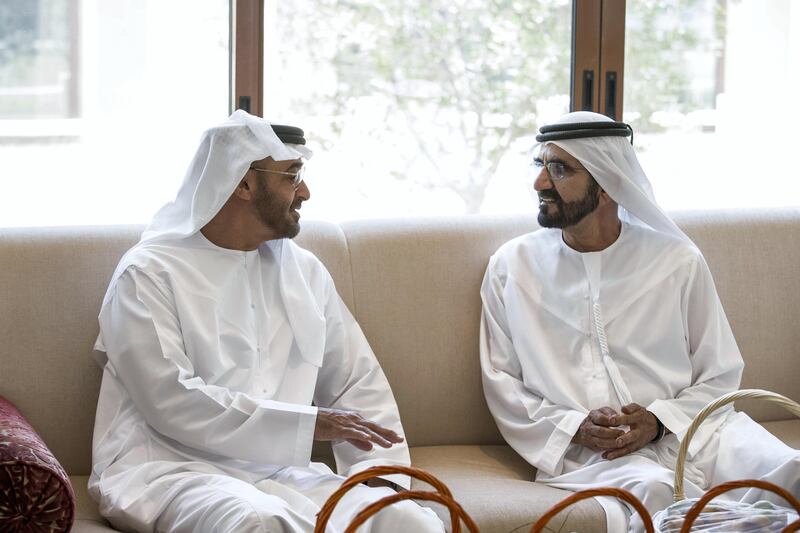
[673,388,800,501]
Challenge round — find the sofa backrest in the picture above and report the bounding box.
[671,209,800,421]
[1,209,798,476]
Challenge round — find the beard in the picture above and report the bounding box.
[537,178,601,229]
[253,180,301,239]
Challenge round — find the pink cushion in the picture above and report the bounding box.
[0,395,75,532]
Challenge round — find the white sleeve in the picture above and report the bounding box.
[480,256,586,477]
[99,267,317,467]
[646,255,744,438]
[313,274,411,489]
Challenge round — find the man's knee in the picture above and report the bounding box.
[237,512,307,533]
[230,507,275,533]
[165,491,312,533]
[625,474,674,533]
[194,495,283,533]
[241,500,315,533]
[628,473,674,509]
[369,500,444,533]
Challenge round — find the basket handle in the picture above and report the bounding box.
[315,465,462,533]
[344,490,479,533]
[529,488,654,533]
[679,479,800,533]
[674,389,800,501]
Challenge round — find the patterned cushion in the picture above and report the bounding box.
[0,395,75,532]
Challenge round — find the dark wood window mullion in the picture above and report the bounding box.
[571,0,602,113]
[572,0,626,119]
[599,0,626,121]
[232,0,264,116]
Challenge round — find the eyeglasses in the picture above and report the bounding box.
[531,157,586,182]
[249,165,305,188]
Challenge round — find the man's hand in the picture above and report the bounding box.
[572,407,626,452]
[602,403,660,460]
[314,407,404,451]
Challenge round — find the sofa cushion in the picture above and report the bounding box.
[762,419,800,449]
[0,225,143,477]
[72,448,607,533]
[677,209,800,423]
[0,222,352,478]
[410,445,605,533]
[0,395,75,532]
[341,216,537,448]
[70,475,117,533]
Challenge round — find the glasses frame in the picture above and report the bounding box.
[249,165,305,188]
[531,158,587,182]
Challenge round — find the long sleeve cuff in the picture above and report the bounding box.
[291,405,318,466]
[646,399,730,458]
[647,399,691,439]
[537,410,586,477]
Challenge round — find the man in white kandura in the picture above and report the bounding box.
[89,111,444,532]
[479,111,800,532]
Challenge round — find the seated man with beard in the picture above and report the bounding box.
[89,110,444,533]
[479,111,800,532]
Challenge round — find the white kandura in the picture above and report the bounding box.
[89,111,438,532]
[482,111,800,533]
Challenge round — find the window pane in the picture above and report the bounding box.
[264,1,572,220]
[0,0,229,228]
[0,0,77,119]
[624,0,800,210]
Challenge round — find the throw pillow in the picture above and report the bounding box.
[0,395,75,532]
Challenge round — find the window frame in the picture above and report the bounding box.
[0,0,83,140]
[231,0,264,116]
[234,0,628,120]
[571,0,626,120]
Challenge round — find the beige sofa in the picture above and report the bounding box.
[1,209,799,532]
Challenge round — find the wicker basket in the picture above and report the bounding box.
[529,487,655,533]
[313,390,800,532]
[673,479,800,533]
[314,465,478,533]
[658,388,800,532]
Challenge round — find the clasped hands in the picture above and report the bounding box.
[314,407,405,490]
[572,403,661,460]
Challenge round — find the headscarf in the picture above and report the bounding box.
[95,110,324,366]
[537,111,693,246]
[140,109,311,246]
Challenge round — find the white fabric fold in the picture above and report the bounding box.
[276,238,326,367]
[481,223,744,478]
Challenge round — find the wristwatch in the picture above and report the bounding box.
[650,416,666,442]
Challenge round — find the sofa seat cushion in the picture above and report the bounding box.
[65,425,798,533]
[0,395,75,532]
[410,445,605,533]
[70,475,117,532]
[762,419,800,449]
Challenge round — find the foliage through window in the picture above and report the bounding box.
[0,0,78,120]
[264,0,573,219]
[624,0,800,210]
